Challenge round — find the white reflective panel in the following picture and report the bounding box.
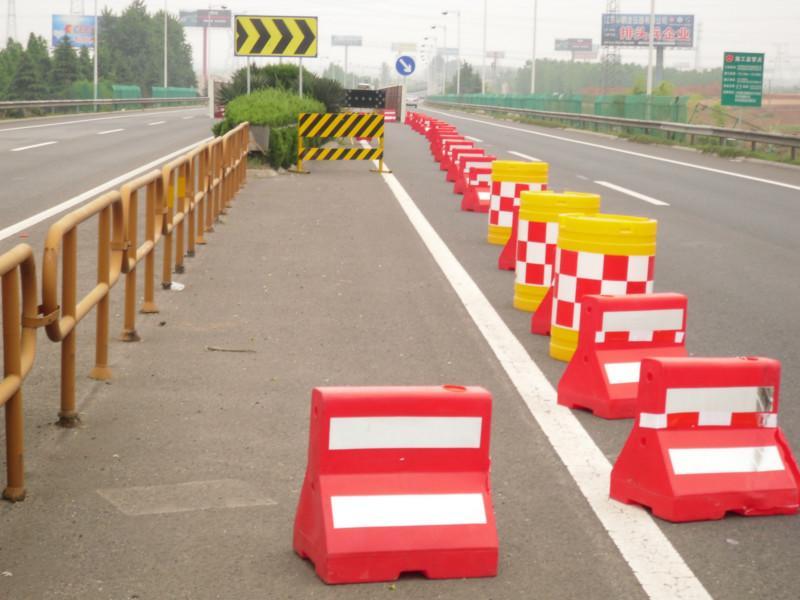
[328,416,482,450]
[665,386,774,414]
[601,309,684,333]
[604,361,642,385]
[639,413,668,429]
[668,446,784,475]
[331,493,487,529]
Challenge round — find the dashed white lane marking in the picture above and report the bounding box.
[465,135,483,142]
[576,174,589,180]
[372,151,710,600]
[0,108,202,134]
[427,108,800,193]
[97,128,125,135]
[0,137,213,242]
[182,116,195,120]
[595,180,670,206]
[508,150,541,161]
[148,121,166,126]
[10,141,58,152]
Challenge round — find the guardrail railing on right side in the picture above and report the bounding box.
[425,100,800,160]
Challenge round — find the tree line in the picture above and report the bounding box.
[0,0,196,101]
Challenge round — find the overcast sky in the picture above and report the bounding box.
[4,1,799,85]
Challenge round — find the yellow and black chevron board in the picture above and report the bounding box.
[298,113,384,140]
[299,148,383,161]
[234,16,318,57]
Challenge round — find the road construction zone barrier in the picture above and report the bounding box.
[611,357,800,522]
[461,156,495,212]
[0,123,249,496]
[448,147,483,184]
[440,139,474,172]
[296,112,385,173]
[453,151,487,194]
[514,191,601,312]
[545,213,657,362]
[432,133,462,163]
[486,160,548,256]
[1,245,48,501]
[293,385,499,584]
[558,293,688,419]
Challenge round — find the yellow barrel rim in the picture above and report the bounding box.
[513,282,549,313]
[519,190,601,224]
[487,224,511,245]
[491,160,548,184]
[550,325,579,362]
[557,213,657,256]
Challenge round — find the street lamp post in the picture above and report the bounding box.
[646,0,656,95]
[481,0,487,94]
[530,0,537,94]
[163,1,168,88]
[93,0,98,104]
[443,10,461,95]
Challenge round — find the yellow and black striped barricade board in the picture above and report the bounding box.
[296,113,389,173]
[234,16,317,57]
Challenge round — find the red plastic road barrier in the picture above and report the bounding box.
[558,293,688,419]
[458,156,495,199]
[440,139,474,171]
[611,357,800,522]
[383,109,397,122]
[427,126,457,148]
[448,148,484,182]
[462,166,493,213]
[431,134,461,162]
[294,385,499,584]
[531,286,553,335]
[454,154,489,194]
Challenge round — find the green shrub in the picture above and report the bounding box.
[214,88,324,169]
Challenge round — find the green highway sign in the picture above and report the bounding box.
[721,51,764,107]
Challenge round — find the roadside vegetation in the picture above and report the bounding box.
[0,0,195,102]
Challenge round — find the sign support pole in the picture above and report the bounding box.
[299,58,303,97]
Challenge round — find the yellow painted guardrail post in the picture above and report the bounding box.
[193,145,209,246]
[120,172,164,342]
[41,191,127,426]
[1,244,47,501]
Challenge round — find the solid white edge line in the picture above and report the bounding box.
[97,128,125,135]
[508,150,541,162]
[0,107,203,134]
[371,152,711,600]
[0,137,213,242]
[10,141,58,152]
[427,107,800,193]
[595,180,670,207]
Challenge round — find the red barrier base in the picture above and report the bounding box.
[461,184,491,213]
[530,287,553,335]
[497,206,519,271]
[611,428,800,522]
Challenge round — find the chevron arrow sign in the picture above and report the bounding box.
[234,15,318,57]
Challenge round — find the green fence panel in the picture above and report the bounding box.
[151,86,198,98]
[112,84,142,99]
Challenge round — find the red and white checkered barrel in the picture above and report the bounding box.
[487,161,548,245]
[550,213,657,362]
[513,191,601,312]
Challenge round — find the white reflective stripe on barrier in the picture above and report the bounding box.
[478,190,491,201]
[604,361,641,385]
[665,386,774,414]
[331,493,487,529]
[668,446,784,475]
[601,308,684,333]
[328,416,482,450]
[639,413,668,429]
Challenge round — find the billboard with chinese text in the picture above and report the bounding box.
[52,15,95,48]
[601,14,693,47]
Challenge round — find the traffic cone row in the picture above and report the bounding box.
[406,111,800,523]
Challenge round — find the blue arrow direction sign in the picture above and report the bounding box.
[396,55,416,76]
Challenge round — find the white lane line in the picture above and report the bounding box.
[576,174,589,180]
[371,152,710,600]
[0,137,212,242]
[427,108,800,193]
[465,135,482,142]
[595,180,670,206]
[0,108,202,134]
[10,141,58,152]
[148,121,166,126]
[97,128,125,135]
[508,150,541,161]
[182,116,195,120]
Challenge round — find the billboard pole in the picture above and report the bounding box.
[645,0,656,95]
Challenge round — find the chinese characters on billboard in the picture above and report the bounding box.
[52,15,95,48]
[601,14,694,47]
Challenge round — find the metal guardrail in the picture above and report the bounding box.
[425,100,800,160]
[0,96,208,113]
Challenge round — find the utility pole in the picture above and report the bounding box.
[481,0,487,94]
[163,1,168,87]
[93,0,98,104]
[645,0,656,95]
[530,0,538,93]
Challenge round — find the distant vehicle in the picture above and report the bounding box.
[356,82,374,90]
[406,95,419,108]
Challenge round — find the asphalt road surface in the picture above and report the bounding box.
[0,105,798,599]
